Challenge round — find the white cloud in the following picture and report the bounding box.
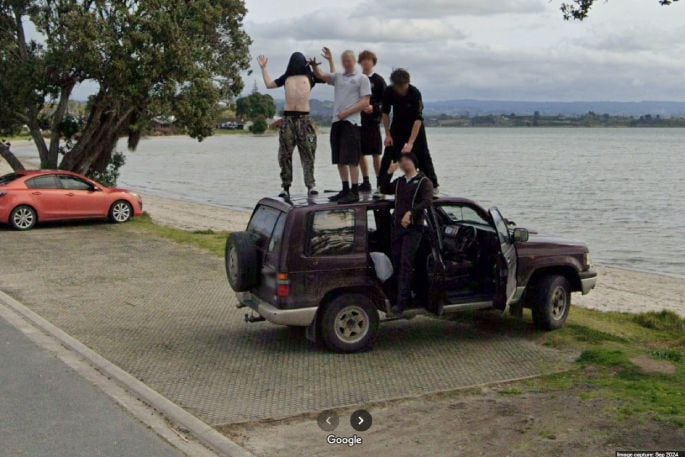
[250,9,464,43]
[356,0,546,18]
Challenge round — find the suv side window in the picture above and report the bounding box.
[26,175,61,189]
[308,210,356,256]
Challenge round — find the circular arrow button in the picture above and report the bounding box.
[350,409,372,432]
[317,410,339,432]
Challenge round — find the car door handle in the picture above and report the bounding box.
[31,191,41,196]
[66,192,75,197]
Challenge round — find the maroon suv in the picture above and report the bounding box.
[225,195,597,353]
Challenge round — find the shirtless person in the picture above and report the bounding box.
[259,52,333,198]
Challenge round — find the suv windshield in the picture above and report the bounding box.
[0,173,22,186]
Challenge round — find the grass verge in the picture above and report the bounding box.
[129,213,229,257]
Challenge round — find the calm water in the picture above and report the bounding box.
[71,128,685,277]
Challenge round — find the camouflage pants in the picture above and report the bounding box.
[279,116,317,189]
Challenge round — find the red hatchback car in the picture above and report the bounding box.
[0,170,143,230]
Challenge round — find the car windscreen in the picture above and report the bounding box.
[0,173,22,186]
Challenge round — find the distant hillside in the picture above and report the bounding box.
[275,99,685,119]
[422,100,685,118]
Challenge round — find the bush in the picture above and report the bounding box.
[250,116,268,134]
[88,152,126,187]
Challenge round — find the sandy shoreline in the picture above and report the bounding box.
[141,193,685,317]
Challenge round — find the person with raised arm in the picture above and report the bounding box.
[258,52,334,198]
[311,48,371,204]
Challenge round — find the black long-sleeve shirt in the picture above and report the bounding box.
[382,84,428,152]
[380,172,434,229]
[361,73,387,127]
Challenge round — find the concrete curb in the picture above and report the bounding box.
[0,289,255,457]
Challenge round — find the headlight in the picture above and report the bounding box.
[583,253,592,269]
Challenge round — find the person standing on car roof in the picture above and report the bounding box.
[311,48,371,204]
[357,50,387,194]
[379,152,434,314]
[380,69,439,193]
[258,52,334,198]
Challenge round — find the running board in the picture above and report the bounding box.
[442,301,493,313]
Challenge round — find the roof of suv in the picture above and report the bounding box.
[259,194,485,213]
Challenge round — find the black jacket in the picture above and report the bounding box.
[379,172,434,229]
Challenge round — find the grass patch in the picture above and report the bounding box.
[518,307,685,426]
[129,213,229,257]
[633,310,685,334]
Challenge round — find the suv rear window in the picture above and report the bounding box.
[248,205,283,238]
[307,210,356,256]
[0,173,22,186]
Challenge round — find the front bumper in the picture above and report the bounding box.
[579,270,598,295]
[236,292,317,326]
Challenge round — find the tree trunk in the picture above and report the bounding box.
[0,143,26,171]
[60,97,135,175]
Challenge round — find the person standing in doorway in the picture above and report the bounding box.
[312,48,371,204]
[380,69,439,192]
[259,52,334,198]
[357,50,387,194]
[379,153,434,314]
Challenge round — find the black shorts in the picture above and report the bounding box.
[360,124,382,156]
[330,121,361,165]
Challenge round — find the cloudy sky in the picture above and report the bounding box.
[242,0,685,101]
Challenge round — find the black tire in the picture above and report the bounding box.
[9,205,37,231]
[320,294,379,353]
[531,275,571,331]
[109,200,133,223]
[225,232,259,292]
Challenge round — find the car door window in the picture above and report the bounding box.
[59,176,92,191]
[26,175,61,189]
[308,210,356,256]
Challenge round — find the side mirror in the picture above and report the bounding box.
[91,186,102,192]
[512,228,529,243]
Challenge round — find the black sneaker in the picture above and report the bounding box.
[359,181,372,193]
[278,189,290,199]
[337,190,360,204]
[328,190,345,202]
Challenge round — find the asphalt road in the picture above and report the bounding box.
[0,316,184,457]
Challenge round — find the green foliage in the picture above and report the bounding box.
[249,116,268,134]
[236,92,276,121]
[561,0,679,20]
[88,152,126,187]
[577,349,629,367]
[0,0,251,173]
[650,350,683,363]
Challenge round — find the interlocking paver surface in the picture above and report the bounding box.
[0,224,572,426]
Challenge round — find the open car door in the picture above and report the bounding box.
[489,208,517,311]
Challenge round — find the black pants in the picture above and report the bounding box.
[380,146,439,188]
[391,227,424,309]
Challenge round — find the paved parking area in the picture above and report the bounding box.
[0,224,571,427]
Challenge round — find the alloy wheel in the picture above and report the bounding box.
[334,305,369,344]
[12,207,35,230]
[112,202,131,222]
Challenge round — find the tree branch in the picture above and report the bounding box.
[0,143,26,172]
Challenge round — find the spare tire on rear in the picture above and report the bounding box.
[225,232,259,292]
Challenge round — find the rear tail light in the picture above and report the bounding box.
[277,273,290,298]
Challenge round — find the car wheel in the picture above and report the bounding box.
[109,200,133,223]
[225,232,259,292]
[320,294,379,353]
[531,275,571,331]
[10,205,37,231]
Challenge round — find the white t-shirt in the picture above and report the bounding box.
[329,71,371,125]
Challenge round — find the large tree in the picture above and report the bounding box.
[562,0,678,20]
[0,0,251,177]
